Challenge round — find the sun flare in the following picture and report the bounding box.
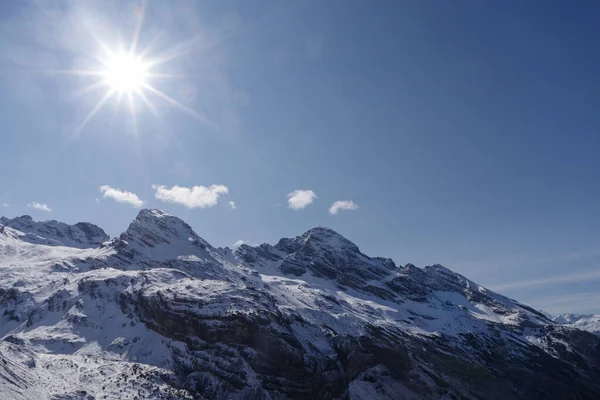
[51,3,211,136]
[103,53,148,94]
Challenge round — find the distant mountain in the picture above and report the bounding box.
[1,209,600,399]
[554,314,600,335]
[0,215,108,248]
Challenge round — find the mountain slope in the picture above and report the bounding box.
[1,209,599,399]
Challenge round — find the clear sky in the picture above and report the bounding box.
[1,0,599,314]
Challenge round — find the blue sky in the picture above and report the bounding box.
[1,0,600,314]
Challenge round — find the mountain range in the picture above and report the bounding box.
[1,209,599,399]
[553,314,600,335]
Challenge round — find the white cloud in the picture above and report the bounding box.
[153,184,228,209]
[329,200,359,215]
[27,202,51,212]
[1,203,8,207]
[232,240,246,248]
[228,201,236,209]
[287,190,317,210]
[99,185,144,208]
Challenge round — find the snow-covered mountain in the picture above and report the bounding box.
[554,314,600,335]
[0,215,109,248]
[1,210,600,399]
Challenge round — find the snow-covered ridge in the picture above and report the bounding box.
[0,214,108,249]
[1,208,600,399]
[554,313,600,335]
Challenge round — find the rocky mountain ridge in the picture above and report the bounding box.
[0,214,109,248]
[1,209,599,399]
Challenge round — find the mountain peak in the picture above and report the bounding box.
[117,208,211,260]
[553,313,594,324]
[303,226,337,235]
[1,215,33,227]
[272,226,361,257]
[124,208,199,244]
[300,226,360,252]
[135,208,171,220]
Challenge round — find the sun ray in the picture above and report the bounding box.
[70,81,109,99]
[129,0,147,56]
[136,89,158,117]
[127,92,138,136]
[80,17,116,64]
[46,69,105,77]
[141,83,213,126]
[144,35,206,68]
[74,89,114,136]
[141,5,294,72]
[144,20,248,70]
[139,30,165,59]
[109,91,124,126]
[145,72,187,79]
[115,91,124,109]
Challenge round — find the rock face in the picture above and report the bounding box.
[115,208,212,260]
[1,209,600,399]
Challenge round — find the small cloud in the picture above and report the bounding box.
[228,201,236,210]
[232,240,246,249]
[1,203,8,207]
[329,200,359,215]
[287,189,317,210]
[95,198,101,204]
[99,185,144,208]
[153,184,228,209]
[27,202,51,212]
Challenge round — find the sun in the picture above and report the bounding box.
[49,3,212,136]
[103,53,149,94]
